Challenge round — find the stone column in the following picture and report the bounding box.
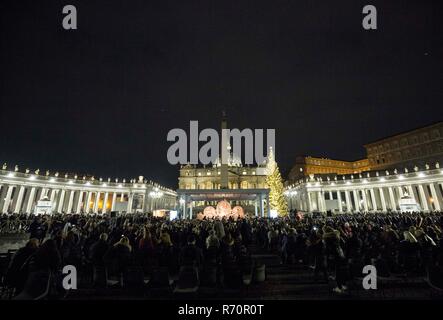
[407,185,416,202]
[378,188,387,212]
[418,184,429,211]
[111,193,117,211]
[189,199,193,219]
[411,185,421,208]
[85,192,93,213]
[93,192,101,213]
[14,186,26,213]
[26,187,37,213]
[388,187,397,211]
[259,193,264,217]
[345,190,352,212]
[141,194,147,212]
[337,190,343,213]
[0,185,5,211]
[49,189,57,203]
[352,189,361,212]
[76,191,84,213]
[57,190,66,213]
[433,183,443,211]
[362,190,369,212]
[66,190,75,213]
[102,192,109,213]
[369,188,377,211]
[429,183,442,211]
[2,186,14,213]
[127,193,134,213]
[307,192,313,212]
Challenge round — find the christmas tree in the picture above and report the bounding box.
[265,147,289,216]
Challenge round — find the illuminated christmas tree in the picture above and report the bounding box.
[265,147,289,216]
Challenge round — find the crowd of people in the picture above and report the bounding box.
[1,210,443,297]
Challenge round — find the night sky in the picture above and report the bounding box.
[1,0,442,188]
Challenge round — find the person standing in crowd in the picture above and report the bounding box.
[179,234,204,270]
[27,239,62,273]
[89,233,109,267]
[5,238,40,293]
[281,228,296,264]
[60,230,83,270]
[104,236,133,275]
[28,217,45,243]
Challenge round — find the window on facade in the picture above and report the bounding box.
[401,139,407,146]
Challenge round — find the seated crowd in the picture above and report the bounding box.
[1,210,443,297]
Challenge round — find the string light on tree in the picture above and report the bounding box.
[265,147,288,216]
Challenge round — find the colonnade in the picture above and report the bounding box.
[287,165,443,213]
[0,170,177,214]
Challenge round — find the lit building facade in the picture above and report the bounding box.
[0,165,176,214]
[286,122,443,213]
[288,122,443,183]
[364,121,443,170]
[288,156,370,181]
[177,115,270,218]
[178,163,269,218]
[178,164,267,191]
[286,162,443,213]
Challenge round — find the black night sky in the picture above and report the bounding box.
[1,0,442,188]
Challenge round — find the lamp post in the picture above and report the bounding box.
[149,187,163,211]
[179,197,185,219]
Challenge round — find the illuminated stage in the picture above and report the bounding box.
[176,188,270,219]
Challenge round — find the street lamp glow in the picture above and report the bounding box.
[150,189,163,198]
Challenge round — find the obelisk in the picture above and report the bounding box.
[220,111,229,189]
